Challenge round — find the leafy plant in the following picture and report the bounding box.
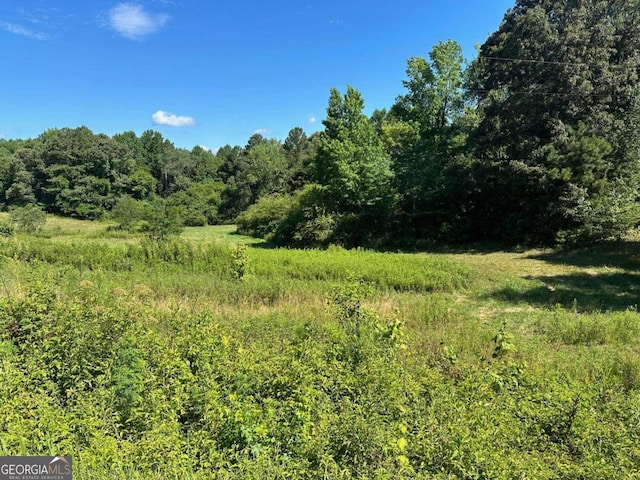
[141,199,184,240]
[492,321,517,359]
[235,193,295,239]
[230,243,249,281]
[9,205,46,233]
[0,222,14,237]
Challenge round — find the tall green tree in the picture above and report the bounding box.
[242,139,289,203]
[215,145,245,185]
[218,136,289,221]
[37,127,136,219]
[139,130,166,182]
[4,156,36,207]
[393,40,465,134]
[113,131,158,199]
[158,147,192,197]
[314,86,394,244]
[283,127,315,190]
[216,145,247,221]
[189,146,221,183]
[388,40,469,239]
[466,0,640,243]
[316,86,393,213]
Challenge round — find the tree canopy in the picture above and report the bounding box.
[465,0,640,243]
[3,0,640,247]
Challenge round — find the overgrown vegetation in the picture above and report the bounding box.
[2,1,640,477]
[3,0,640,248]
[1,220,640,478]
[9,205,46,233]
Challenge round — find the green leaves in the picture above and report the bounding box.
[112,197,185,240]
[465,0,640,244]
[316,86,393,214]
[230,243,249,282]
[111,336,146,424]
[9,205,46,234]
[395,40,465,133]
[37,127,136,219]
[492,321,518,359]
[1,233,640,477]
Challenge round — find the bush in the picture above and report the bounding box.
[0,221,14,237]
[235,185,342,248]
[9,205,46,233]
[143,199,184,240]
[2,237,640,477]
[166,180,224,226]
[111,196,148,232]
[274,184,338,247]
[236,193,296,240]
[556,179,640,246]
[182,211,207,227]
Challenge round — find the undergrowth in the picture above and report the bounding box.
[0,229,639,478]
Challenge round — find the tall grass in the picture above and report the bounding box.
[0,237,473,293]
[1,223,640,478]
[544,307,640,346]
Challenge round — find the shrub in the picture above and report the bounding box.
[182,211,207,227]
[9,205,46,233]
[142,199,184,240]
[230,243,249,281]
[111,196,148,232]
[236,193,296,240]
[274,184,338,247]
[166,180,224,226]
[111,197,185,239]
[0,221,14,237]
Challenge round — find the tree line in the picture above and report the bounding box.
[2,0,640,247]
[0,127,318,232]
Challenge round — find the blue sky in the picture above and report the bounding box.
[0,0,514,151]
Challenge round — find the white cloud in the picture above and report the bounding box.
[108,3,169,40]
[0,21,47,40]
[253,128,271,136]
[307,115,317,126]
[152,110,195,127]
[197,145,220,154]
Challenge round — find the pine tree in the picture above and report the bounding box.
[466,0,640,244]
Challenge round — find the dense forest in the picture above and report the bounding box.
[3,0,640,247]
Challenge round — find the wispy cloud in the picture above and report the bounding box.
[152,110,195,127]
[307,115,317,126]
[253,128,271,136]
[0,20,47,40]
[109,3,169,40]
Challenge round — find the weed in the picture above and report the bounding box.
[0,223,638,478]
[230,243,249,281]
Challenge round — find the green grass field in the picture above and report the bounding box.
[1,218,639,478]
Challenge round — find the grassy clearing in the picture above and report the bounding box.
[182,224,263,244]
[1,221,640,478]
